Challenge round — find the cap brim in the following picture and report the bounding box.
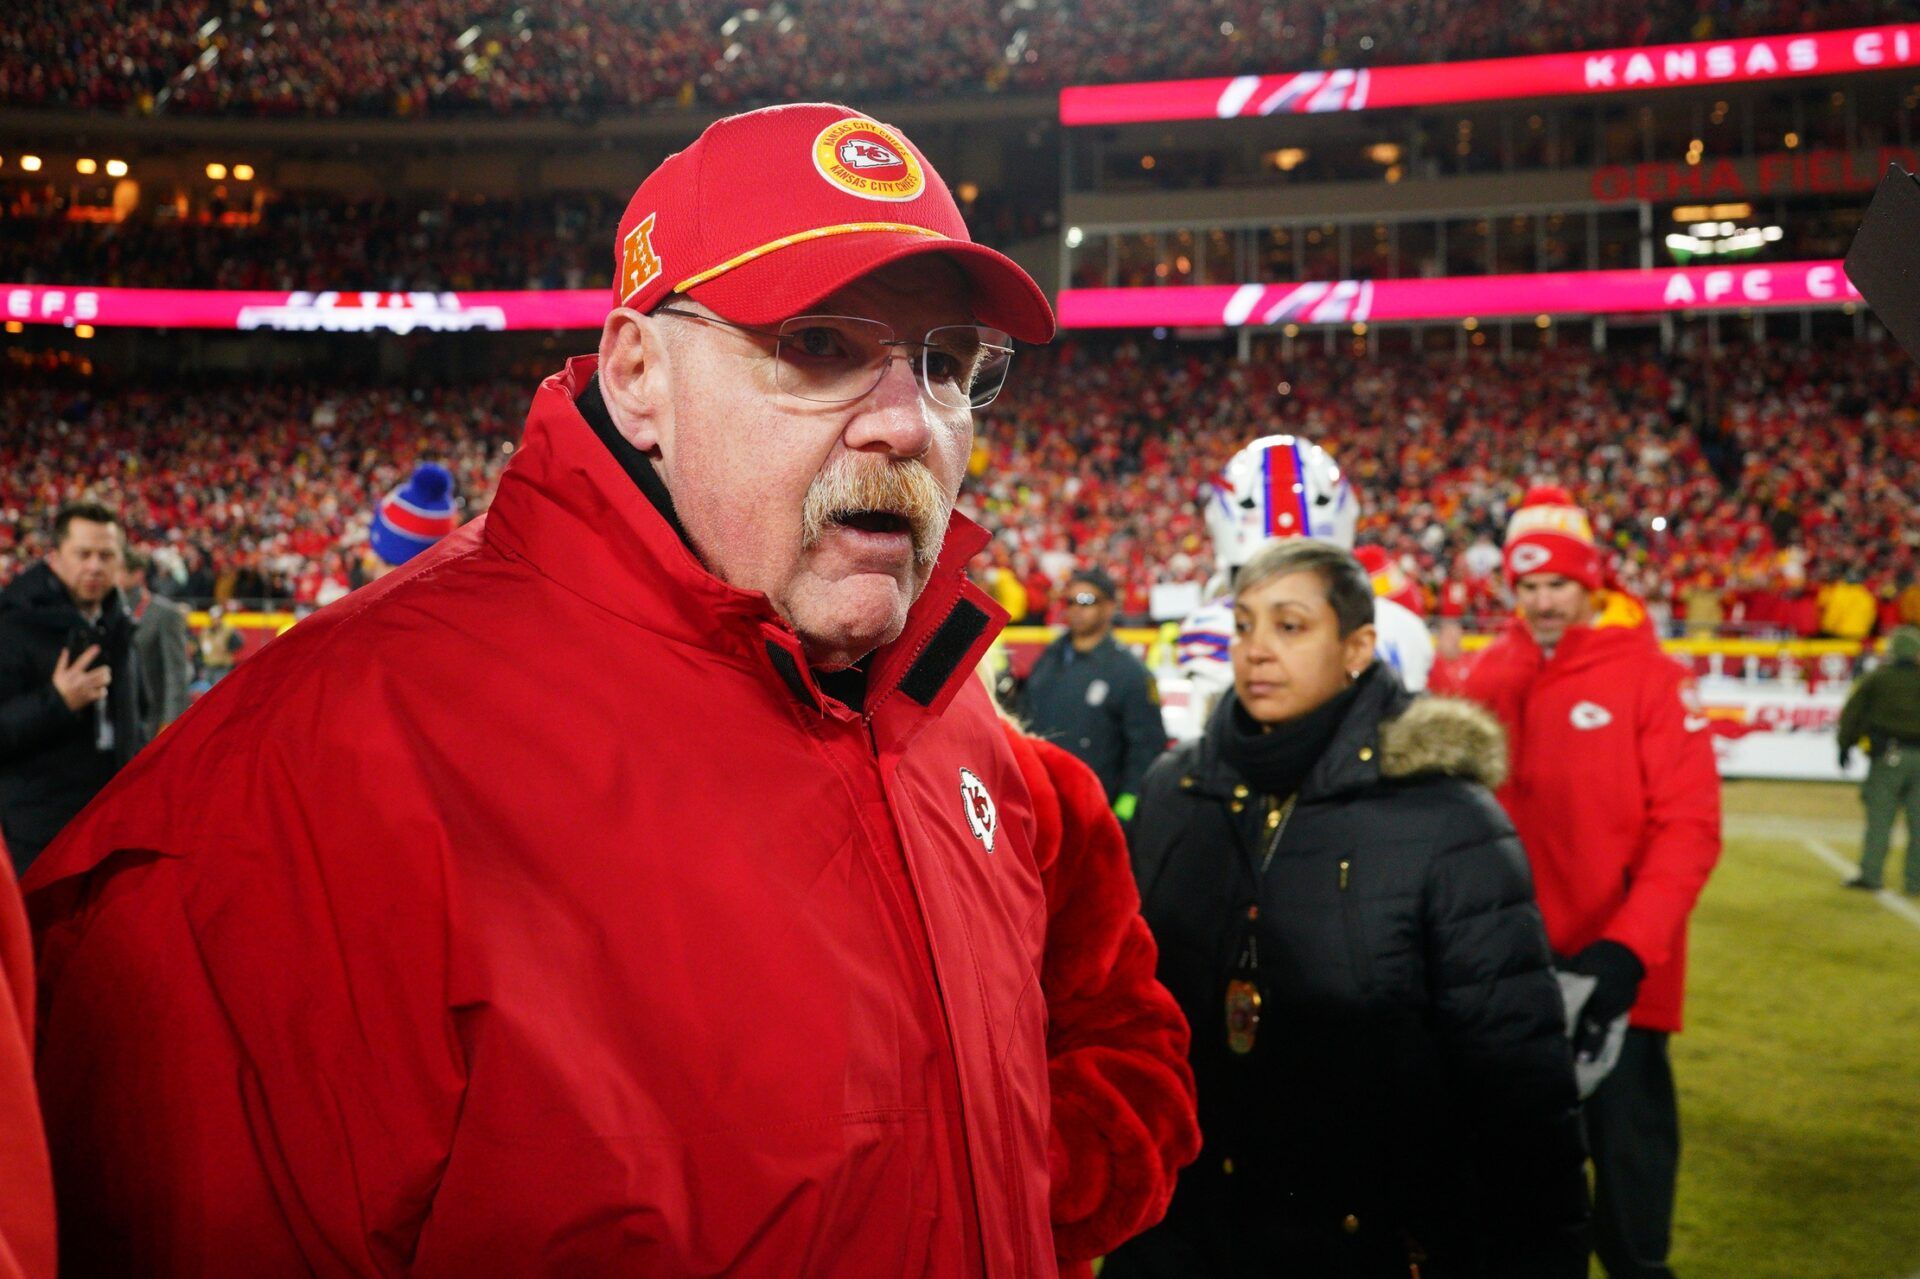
[684,232,1055,345]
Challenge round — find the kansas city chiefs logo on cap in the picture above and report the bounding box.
[813,117,925,202]
[839,138,903,170]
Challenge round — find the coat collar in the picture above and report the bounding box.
[483,355,1006,727]
[1190,665,1411,804]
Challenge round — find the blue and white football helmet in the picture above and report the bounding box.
[1203,434,1358,576]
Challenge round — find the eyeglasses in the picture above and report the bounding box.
[654,307,1014,410]
[1066,591,1107,607]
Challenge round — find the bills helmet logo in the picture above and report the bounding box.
[959,768,997,854]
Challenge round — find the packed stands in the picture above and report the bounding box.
[4,335,1914,636]
[5,0,1913,117]
[0,188,1046,290]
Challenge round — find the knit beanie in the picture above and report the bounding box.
[1503,484,1601,590]
[370,462,459,568]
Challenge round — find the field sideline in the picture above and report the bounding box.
[1670,780,1919,1279]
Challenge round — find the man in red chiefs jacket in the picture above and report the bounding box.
[1463,486,1721,1279]
[27,104,1061,1277]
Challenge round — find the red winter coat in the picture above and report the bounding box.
[1004,728,1197,1277]
[0,848,52,1279]
[27,357,1054,1278]
[1462,609,1721,1031]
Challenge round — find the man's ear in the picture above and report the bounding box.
[598,307,674,457]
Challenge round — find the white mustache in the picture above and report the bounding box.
[800,457,952,571]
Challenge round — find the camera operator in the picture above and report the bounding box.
[0,503,145,874]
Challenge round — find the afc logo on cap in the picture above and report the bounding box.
[619,213,663,305]
[813,118,926,203]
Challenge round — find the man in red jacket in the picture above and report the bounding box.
[1463,487,1721,1279]
[27,103,1061,1277]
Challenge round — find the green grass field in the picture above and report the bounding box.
[1669,780,1920,1279]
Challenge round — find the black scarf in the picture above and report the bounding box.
[1215,666,1373,801]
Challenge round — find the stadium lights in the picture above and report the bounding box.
[74,324,95,339]
[1672,203,1752,223]
[20,155,40,172]
[1140,155,1155,170]
[76,158,98,175]
[1652,517,1669,532]
[205,162,227,179]
[1365,143,1402,165]
[1065,226,1084,249]
[1536,314,1552,329]
[1463,317,1479,331]
[955,181,978,204]
[3,321,21,335]
[1268,148,1307,172]
[1783,131,1801,149]
[106,159,128,178]
[233,163,255,181]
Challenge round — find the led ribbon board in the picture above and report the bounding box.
[1059,24,1920,125]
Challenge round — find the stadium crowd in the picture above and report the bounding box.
[3,335,1914,639]
[4,0,1912,117]
[1,189,1049,290]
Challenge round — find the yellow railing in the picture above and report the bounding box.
[1000,625,1881,659]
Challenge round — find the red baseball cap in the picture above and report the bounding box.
[612,102,1054,344]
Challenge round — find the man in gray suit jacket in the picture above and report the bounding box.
[120,548,192,740]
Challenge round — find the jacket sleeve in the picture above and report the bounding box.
[30,759,466,1277]
[1008,729,1200,1266]
[155,607,194,729]
[1837,671,1875,749]
[1423,807,1590,1279]
[1601,665,1723,972]
[1114,661,1167,801]
[0,855,53,1279]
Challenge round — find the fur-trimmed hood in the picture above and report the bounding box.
[1377,696,1508,790]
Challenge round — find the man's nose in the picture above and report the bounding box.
[843,354,936,459]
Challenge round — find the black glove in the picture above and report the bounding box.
[1840,746,1854,770]
[1564,940,1644,1058]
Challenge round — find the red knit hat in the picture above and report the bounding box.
[1503,485,1601,589]
[611,102,1054,343]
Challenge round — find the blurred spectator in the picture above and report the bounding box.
[1021,568,1165,817]
[0,502,144,873]
[1819,575,1878,641]
[119,547,193,738]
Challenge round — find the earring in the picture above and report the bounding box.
[1347,669,1360,683]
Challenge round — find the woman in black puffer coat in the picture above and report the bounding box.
[1106,539,1589,1279]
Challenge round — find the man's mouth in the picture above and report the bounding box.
[833,508,913,537]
